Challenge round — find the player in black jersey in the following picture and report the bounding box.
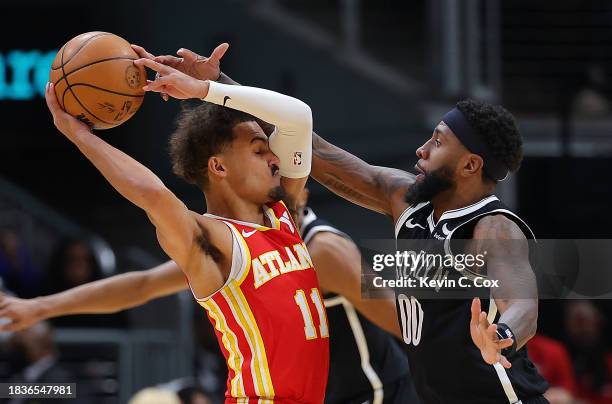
[311,100,549,403]
[296,190,420,404]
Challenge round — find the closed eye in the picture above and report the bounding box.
[435,139,441,146]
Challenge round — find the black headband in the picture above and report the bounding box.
[441,107,509,181]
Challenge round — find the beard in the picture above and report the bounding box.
[405,166,454,205]
[267,185,286,203]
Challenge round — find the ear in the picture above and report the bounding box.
[462,154,484,178]
[208,156,227,179]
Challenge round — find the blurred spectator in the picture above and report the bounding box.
[128,387,180,404]
[0,230,41,298]
[572,64,612,119]
[528,334,577,402]
[43,238,125,328]
[177,386,213,404]
[565,300,612,404]
[45,238,103,294]
[5,321,85,404]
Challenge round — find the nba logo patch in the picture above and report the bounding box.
[293,152,302,166]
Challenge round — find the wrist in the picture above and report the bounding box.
[31,296,52,320]
[198,80,210,100]
[496,322,517,358]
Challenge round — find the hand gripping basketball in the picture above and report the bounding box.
[134,58,210,100]
[45,82,92,139]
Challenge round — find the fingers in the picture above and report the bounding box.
[154,55,182,68]
[143,75,170,92]
[134,58,175,75]
[45,82,61,116]
[500,355,512,369]
[498,337,514,349]
[131,44,155,60]
[0,319,22,333]
[479,311,490,333]
[209,42,229,62]
[485,321,498,342]
[470,298,480,327]
[176,47,199,62]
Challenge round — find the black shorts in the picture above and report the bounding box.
[521,396,549,404]
[324,376,422,404]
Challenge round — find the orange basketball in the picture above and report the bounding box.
[49,32,146,130]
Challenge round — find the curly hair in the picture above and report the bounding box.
[169,102,256,188]
[456,99,523,181]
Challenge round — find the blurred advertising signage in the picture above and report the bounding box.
[0,50,57,100]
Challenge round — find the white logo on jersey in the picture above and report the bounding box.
[279,211,295,233]
[441,223,450,236]
[405,218,425,230]
[241,229,257,238]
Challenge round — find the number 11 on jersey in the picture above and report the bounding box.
[294,288,329,340]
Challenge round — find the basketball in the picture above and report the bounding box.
[49,32,146,130]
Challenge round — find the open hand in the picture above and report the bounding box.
[134,58,210,100]
[153,43,228,82]
[0,293,44,332]
[131,43,228,102]
[470,298,514,368]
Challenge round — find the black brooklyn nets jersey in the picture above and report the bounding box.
[302,208,413,404]
[394,195,548,404]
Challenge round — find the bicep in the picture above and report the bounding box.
[146,189,200,267]
[474,216,538,311]
[311,132,414,216]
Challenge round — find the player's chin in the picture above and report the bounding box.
[267,185,286,203]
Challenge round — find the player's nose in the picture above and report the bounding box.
[268,152,280,167]
[416,145,428,160]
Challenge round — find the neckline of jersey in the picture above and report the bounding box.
[204,206,278,230]
[429,195,499,227]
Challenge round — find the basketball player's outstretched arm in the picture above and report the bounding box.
[44,83,230,299]
[131,44,412,218]
[469,215,539,368]
[311,135,415,218]
[308,231,401,338]
[0,261,186,332]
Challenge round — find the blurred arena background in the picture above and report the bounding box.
[0,0,611,403]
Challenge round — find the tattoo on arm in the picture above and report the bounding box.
[217,72,239,86]
[312,133,414,216]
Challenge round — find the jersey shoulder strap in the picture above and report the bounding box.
[301,207,350,244]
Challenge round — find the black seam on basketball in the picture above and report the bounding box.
[60,35,113,126]
[63,88,115,126]
[53,57,139,88]
[51,32,112,70]
[65,83,145,98]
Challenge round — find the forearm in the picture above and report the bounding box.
[312,133,413,216]
[36,261,187,319]
[217,72,239,86]
[37,273,149,319]
[69,130,169,212]
[204,81,311,133]
[497,299,538,349]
